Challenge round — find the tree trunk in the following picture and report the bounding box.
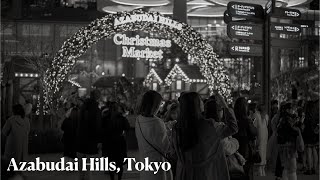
[39,81,44,129]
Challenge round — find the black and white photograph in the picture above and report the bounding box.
[0,0,319,180]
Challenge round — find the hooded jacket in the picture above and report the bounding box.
[2,115,30,163]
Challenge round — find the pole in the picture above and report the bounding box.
[263,0,275,114]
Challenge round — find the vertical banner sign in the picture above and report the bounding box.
[271,23,301,34]
[227,22,263,40]
[229,43,263,56]
[265,0,274,15]
[227,1,264,20]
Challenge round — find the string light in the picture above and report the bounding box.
[68,79,81,88]
[43,9,232,110]
[165,64,207,85]
[144,68,164,85]
[15,73,40,78]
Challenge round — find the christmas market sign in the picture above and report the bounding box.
[114,13,183,30]
[227,22,263,40]
[229,43,263,56]
[113,33,171,59]
[227,1,264,20]
[271,23,301,34]
[43,9,233,111]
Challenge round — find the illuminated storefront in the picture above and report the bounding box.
[1,0,319,105]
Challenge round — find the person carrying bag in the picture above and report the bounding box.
[222,136,246,180]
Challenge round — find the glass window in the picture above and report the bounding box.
[1,25,13,35]
[42,25,51,36]
[23,24,40,36]
[152,83,158,91]
[60,25,81,37]
[176,80,182,90]
[21,24,51,36]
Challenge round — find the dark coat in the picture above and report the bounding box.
[2,116,30,163]
[61,107,79,158]
[76,98,102,154]
[233,117,257,161]
[102,113,130,165]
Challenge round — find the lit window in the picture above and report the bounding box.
[299,57,305,67]
[152,83,158,91]
[176,80,182,90]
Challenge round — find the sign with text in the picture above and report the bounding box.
[229,43,263,56]
[227,1,264,20]
[265,0,274,15]
[113,33,171,59]
[227,22,263,40]
[114,13,183,30]
[273,7,301,19]
[223,10,246,24]
[271,23,301,34]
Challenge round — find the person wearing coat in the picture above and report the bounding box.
[172,92,238,180]
[204,96,245,180]
[61,103,79,159]
[253,105,269,176]
[267,108,284,180]
[233,97,257,180]
[277,102,304,180]
[102,102,130,180]
[135,90,172,180]
[76,90,102,180]
[2,104,30,164]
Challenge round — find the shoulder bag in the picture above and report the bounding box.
[227,152,246,178]
[137,119,173,162]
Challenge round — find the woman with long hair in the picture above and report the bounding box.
[255,104,269,176]
[172,92,238,180]
[277,102,304,180]
[135,90,172,180]
[205,96,245,180]
[2,104,30,164]
[102,102,130,180]
[233,97,257,180]
[302,100,319,175]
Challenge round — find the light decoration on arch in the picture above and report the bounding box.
[43,9,232,110]
[68,79,81,88]
[144,68,164,85]
[165,64,207,86]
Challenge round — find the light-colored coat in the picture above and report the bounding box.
[267,113,280,169]
[253,112,269,165]
[2,115,30,163]
[135,115,172,180]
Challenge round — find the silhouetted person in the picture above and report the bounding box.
[233,97,257,180]
[61,101,79,159]
[102,103,130,180]
[2,104,30,164]
[76,90,102,180]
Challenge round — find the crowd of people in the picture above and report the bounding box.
[1,89,319,180]
[135,90,319,180]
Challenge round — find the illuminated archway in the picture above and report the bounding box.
[44,9,231,106]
